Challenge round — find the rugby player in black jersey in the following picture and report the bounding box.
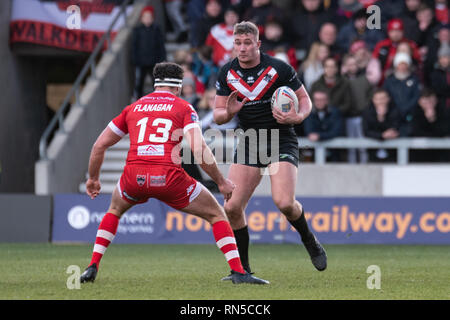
[214,21,327,280]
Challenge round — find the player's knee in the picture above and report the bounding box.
[224,201,243,217]
[274,198,296,216]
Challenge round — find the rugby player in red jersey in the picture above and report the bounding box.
[80,62,268,285]
[214,21,327,281]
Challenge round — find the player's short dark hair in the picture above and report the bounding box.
[233,21,259,40]
[153,62,184,81]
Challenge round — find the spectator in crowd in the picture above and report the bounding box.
[186,0,207,24]
[362,88,401,162]
[206,6,239,67]
[434,0,449,24]
[400,0,423,45]
[376,0,408,26]
[310,57,353,117]
[131,6,166,99]
[180,76,200,107]
[341,54,374,163]
[192,45,219,89]
[425,24,450,84]
[173,49,193,66]
[164,0,189,42]
[410,89,450,162]
[290,0,331,54]
[318,22,342,61]
[299,42,329,90]
[337,8,385,53]
[332,0,363,27]
[372,18,421,84]
[304,89,344,161]
[260,18,298,69]
[242,0,287,36]
[189,0,223,49]
[383,52,422,136]
[430,44,450,110]
[416,4,438,49]
[349,40,382,85]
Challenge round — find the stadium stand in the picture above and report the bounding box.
[1,0,449,195]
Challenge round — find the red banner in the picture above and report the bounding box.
[10,0,130,52]
[10,20,113,52]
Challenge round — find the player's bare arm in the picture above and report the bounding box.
[213,91,249,125]
[86,126,122,199]
[272,85,312,125]
[184,126,235,200]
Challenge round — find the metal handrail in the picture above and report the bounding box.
[112,135,450,165]
[297,137,450,165]
[39,0,133,160]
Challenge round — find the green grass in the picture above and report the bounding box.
[0,243,449,300]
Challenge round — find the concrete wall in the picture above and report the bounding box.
[216,164,450,197]
[0,194,52,242]
[0,0,48,192]
[35,3,144,194]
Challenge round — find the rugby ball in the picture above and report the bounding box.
[271,86,298,113]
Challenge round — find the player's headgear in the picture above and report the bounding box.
[153,62,184,88]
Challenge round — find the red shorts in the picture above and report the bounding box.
[117,164,203,210]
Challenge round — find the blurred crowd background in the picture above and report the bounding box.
[132,0,450,164]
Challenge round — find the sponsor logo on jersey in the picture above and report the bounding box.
[191,112,199,122]
[136,174,146,187]
[150,175,166,187]
[186,184,195,196]
[137,144,164,156]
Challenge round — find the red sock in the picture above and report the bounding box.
[212,220,245,274]
[89,213,119,269]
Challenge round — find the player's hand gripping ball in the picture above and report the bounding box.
[271,86,299,113]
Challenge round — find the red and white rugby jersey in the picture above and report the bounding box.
[206,23,234,67]
[108,90,200,167]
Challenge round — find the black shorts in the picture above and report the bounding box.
[233,128,299,168]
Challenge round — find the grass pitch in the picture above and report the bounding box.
[0,243,449,300]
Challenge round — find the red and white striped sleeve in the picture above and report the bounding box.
[108,109,128,137]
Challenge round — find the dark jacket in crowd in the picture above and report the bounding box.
[410,101,449,138]
[383,73,421,135]
[303,105,344,140]
[132,24,166,67]
[362,102,401,162]
[344,72,374,117]
[430,65,450,108]
[310,75,353,117]
[410,101,450,162]
[362,103,401,140]
[189,12,223,48]
[337,19,385,52]
[289,2,331,51]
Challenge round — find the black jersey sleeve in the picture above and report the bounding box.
[277,59,303,92]
[215,63,232,96]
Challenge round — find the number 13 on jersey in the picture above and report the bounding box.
[136,117,173,143]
